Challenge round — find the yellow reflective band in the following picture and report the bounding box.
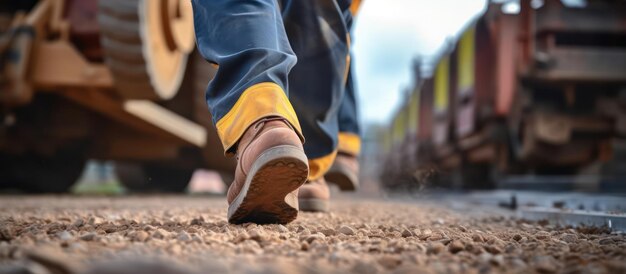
[407,87,420,134]
[350,0,362,16]
[458,25,476,91]
[434,55,450,112]
[338,132,361,156]
[215,82,303,155]
[308,150,338,180]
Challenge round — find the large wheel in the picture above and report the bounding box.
[98,0,195,100]
[114,162,192,193]
[0,145,86,193]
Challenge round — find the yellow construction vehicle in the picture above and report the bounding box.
[0,0,234,192]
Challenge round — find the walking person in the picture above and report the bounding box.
[191,0,362,224]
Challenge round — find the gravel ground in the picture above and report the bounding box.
[0,195,625,274]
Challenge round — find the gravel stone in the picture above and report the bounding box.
[80,232,97,241]
[338,226,356,236]
[72,219,84,228]
[419,229,433,240]
[57,231,73,241]
[484,245,503,255]
[0,196,623,274]
[472,233,484,242]
[427,233,444,241]
[300,241,309,251]
[0,225,14,241]
[153,229,170,239]
[320,228,336,236]
[426,242,445,255]
[87,216,104,226]
[305,233,325,244]
[191,234,203,243]
[130,230,150,242]
[249,228,266,242]
[276,225,289,233]
[177,231,191,242]
[560,233,578,243]
[598,238,614,245]
[190,217,204,226]
[401,228,413,238]
[536,231,551,240]
[448,240,464,254]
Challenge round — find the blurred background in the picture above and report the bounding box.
[1,0,625,196]
[364,0,626,193]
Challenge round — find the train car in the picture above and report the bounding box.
[381,83,426,190]
[405,83,420,173]
[448,2,519,187]
[383,0,626,189]
[380,103,403,189]
[416,78,435,169]
[394,100,413,186]
[431,47,462,172]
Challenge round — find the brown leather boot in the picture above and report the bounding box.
[227,117,308,224]
[324,153,359,191]
[298,177,330,212]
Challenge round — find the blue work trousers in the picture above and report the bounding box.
[191,0,360,178]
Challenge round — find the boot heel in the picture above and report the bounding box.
[228,145,308,224]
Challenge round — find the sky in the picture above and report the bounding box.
[351,0,487,124]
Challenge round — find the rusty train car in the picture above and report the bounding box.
[381,0,626,189]
[0,0,235,192]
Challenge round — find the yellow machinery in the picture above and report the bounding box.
[0,0,234,192]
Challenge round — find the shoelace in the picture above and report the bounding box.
[235,117,295,175]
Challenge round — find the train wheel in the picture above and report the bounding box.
[143,164,193,192]
[0,145,86,193]
[113,162,147,191]
[98,0,195,100]
[114,162,192,193]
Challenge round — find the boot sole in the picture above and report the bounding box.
[299,198,329,212]
[228,145,308,224]
[325,165,358,191]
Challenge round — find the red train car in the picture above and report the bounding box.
[382,0,626,189]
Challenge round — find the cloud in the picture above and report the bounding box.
[352,0,486,123]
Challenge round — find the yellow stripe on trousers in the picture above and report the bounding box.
[215,82,304,155]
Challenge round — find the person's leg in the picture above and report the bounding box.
[191,0,308,224]
[282,0,350,177]
[280,0,351,211]
[326,65,362,191]
[336,0,363,155]
[337,66,361,155]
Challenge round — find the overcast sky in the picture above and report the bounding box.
[352,0,487,124]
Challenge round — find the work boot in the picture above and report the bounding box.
[298,177,330,212]
[324,153,359,191]
[227,116,309,224]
